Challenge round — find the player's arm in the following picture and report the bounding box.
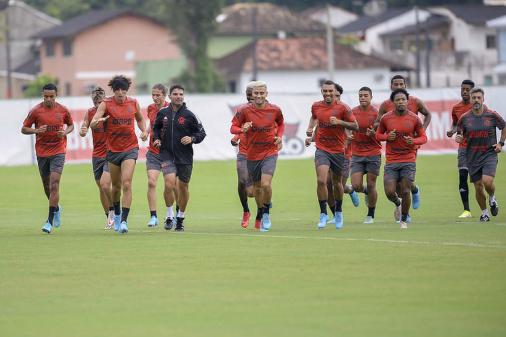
[417,98,432,130]
[409,120,427,146]
[306,116,317,137]
[90,102,108,129]
[330,107,358,130]
[134,101,147,141]
[60,109,74,137]
[152,108,165,148]
[21,110,46,135]
[447,108,459,137]
[492,113,506,153]
[373,102,387,128]
[375,117,396,142]
[274,110,285,145]
[185,112,206,145]
[79,117,90,137]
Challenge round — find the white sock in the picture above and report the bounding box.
[177,210,185,218]
[482,208,490,216]
[166,206,174,219]
[490,195,496,205]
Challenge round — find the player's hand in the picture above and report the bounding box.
[139,131,148,142]
[403,135,414,145]
[306,128,313,137]
[446,130,455,138]
[231,136,239,146]
[79,125,88,137]
[181,136,192,145]
[387,129,397,141]
[329,116,341,126]
[274,136,282,145]
[305,137,313,147]
[455,134,463,144]
[366,125,375,136]
[56,129,67,138]
[153,139,161,149]
[99,115,110,123]
[242,121,253,133]
[347,133,354,141]
[36,125,48,134]
[277,141,283,151]
[493,143,503,153]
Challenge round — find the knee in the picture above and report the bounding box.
[49,181,59,192]
[352,182,363,192]
[317,177,327,188]
[147,178,157,189]
[122,180,132,191]
[366,182,375,192]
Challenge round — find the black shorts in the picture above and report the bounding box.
[107,148,138,167]
[314,149,344,176]
[384,162,416,183]
[92,156,109,181]
[37,154,65,177]
[351,155,381,176]
[247,155,278,182]
[161,160,193,183]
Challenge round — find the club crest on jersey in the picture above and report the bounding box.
[178,116,186,125]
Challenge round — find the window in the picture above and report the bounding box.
[228,80,236,93]
[483,75,493,86]
[390,39,403,51]
[65,82,72,96]
[45,40,55,57]
[63,39,72,56]
[486,35,496,49]
[498,74,506,85]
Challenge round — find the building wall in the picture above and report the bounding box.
[238,68,391,94]
[40,15,181,96]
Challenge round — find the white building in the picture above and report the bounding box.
[487,14,506,84]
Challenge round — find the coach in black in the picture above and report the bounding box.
[153,84,206,231]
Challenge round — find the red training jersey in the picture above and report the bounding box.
[23,102,73,157]
[381,96,420,115]
[351,105,382,157]
[86,107,107,158]
[311,100,356,154]
[103,97,139,153]
[147,101,169,154]
[451,101,473,149]
[376,111,427,163]
[232,102,284,161]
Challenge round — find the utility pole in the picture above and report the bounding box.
[414,6,421,87]
[326,4,334,81]
[425,29,431,88]
[251,6,258,81]
[1,0,12,98]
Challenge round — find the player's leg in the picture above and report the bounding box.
[118,158,136,233]
[383,164,402,224]
[146,169,161,227]
[482,175,498,217]
[315,162,330,229]
[457,148,471,217]
[162,171,177,230]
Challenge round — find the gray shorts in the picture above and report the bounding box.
[146,151,171,176]
[351,155,381,176]
[469,156,498,183]
[315,149,344,176]
[37,154,65,177]
[457,148,468,170]
[92,157,109,181]
[237,153,253,187]
[384,162,416,183]
[161,160,193,183]
[343,158,351,178]
[247,154,277,182]
[107,148,138,167]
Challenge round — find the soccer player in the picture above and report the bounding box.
[376,88,427,229]
[152,84,206,232]
[21,83,74,233]
[91,75,148,234]
[306,80,358,229]
[145,83,172,228]
[377,75,431,211]
[350,87,382,224]
[79,87,114,229]
[230,83,257,228]
[456,88,505,222]
[446,79,475,218]
[231,81,284,232]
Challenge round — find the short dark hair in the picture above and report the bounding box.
[334,83,343,94]
[470,87,484,96]
[108,75,131,91]
[359,86,372,95]
[42,83,58,93]
[461,79,475,88]
[152,83,168,96]
[321,80,335,86]
[390,75,406,85]
[169,84,184,94]
[390,88,409,102]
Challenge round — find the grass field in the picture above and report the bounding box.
[0,155,505,337]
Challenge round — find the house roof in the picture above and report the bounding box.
[338,7,411,33]
[381,13,449,38]
[216,3,325,35]
[14,57,39,75]
[216,37,406,74]
[442,5,506,26]
[35,9,162,39]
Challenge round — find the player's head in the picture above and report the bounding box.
[108,75,131,103]
[42,83,58,108]
[358,86,372,107]
[461,79,475,102]
[250,81,268,106]
[390,88,409,113]
[245,81,256,103]
[470,87,484,110]
[390,75,406,91]
[333,82,343,102]
[321,80,336,104]
[152,83,168,106]
[169,84,185,107]
[91,87,105,107]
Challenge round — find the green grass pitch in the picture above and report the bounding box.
[0,155,505,337]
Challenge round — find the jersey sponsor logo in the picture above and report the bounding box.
[46,125,62,132]
[111,118,132,125]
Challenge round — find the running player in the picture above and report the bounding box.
[79,87,114,229]
[21,83,74,233]
[231,81,284,232]
[305,80,358,229]
[152,84,206,232]
[446,79,475,218]
[376,88,427,229]
[456,88,505,222]
[350,87,382,224]
[377,75,431,211]
[91,75,148,234]
[145,83,171,228]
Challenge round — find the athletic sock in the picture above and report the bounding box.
[367,207,375,217]
[411,185,419,194]
[318,200,327,214]
[256,207,263,220]
[109,206,114,212]
[334,200,343,213]
[401,213,408,222]
[150,210,157,218]
[55,205,59,212]
[240,196,249,213]
[48,206,57,225]
[177,210,185,218]
[459,169,470,211]
[113,202,121,216]
[166,206,174,219]
[263,203,270,214]
[176,205,179,213]
[121,207,130,222]
[490,195,496,205]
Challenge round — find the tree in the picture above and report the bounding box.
[23,74,58,98]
